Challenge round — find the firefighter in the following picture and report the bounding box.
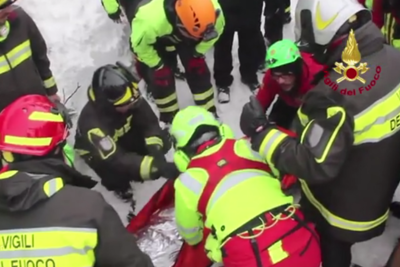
[257,39,324,129]
[102,0,223,125]
[240,0,400,265]
[170,106,321,267]
[0,1,60,112]
[101,0,186,84]
[74,63,178,217]
[212,0,264,102]
[0,94,155,267]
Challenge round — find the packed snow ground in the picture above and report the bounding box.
[20,0,400,266]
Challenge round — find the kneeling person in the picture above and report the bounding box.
[74,63,177,206]
[170,106,321,267]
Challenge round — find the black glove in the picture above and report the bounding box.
[240,96,270,137]
[159,162,180,180]
[108,9,122,23]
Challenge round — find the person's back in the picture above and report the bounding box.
[171,106,321,267]
[183,138,293,235]
[0,94,155,267]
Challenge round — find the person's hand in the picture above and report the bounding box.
[48,93,61,103]
[240,95,270,137]
[159,162,180,180]
[108,9,122,23]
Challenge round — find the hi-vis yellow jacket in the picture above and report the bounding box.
[0,159,154,267]
[254,23,400,242]
[0,6,58,111]
[174,138,293,262]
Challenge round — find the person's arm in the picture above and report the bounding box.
[78,125,157,182]
[256,71,277,111]
[94,193,155,267]
[131,14,166,68]
[195,0,225,55]
[23,9,58,95]
[101,0,120,17]
[255,93,354,183]
[132,100,165,157]
[174,171,203,246]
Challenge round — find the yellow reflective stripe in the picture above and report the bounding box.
[114,86,132,105]
[0,40,32,75]
[145,136,163,146]
[0,170,18,180]
[28,111,64,122]
[140,155,153,180]
[4,136,52,146]
[154,92,177,105]
[268,240,289,264]
[177,172,203,195]
[300,107,346,163]
[353,84,400,145]
[177,224,200,234]
[165,46,176,51]
[158,102,179,113]
[177,223,202,244]
[43,177,64,197]
[43,77,56,89]
[300,179,389,231]
[297,108,309,126]
[193,88,214,101]
[284,7,290,13]
[0,227,97,267]
[197,98,215,111]
[259,129,288,164]
[183,232,203,245]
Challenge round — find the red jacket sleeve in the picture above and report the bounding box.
[372,0,385,29]
[256,70,277,111]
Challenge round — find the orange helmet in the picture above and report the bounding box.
[175,0,217,39]
[0,95,68,156]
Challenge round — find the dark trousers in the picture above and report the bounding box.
[137,44,215,123]
[300,196,354,267]
[213,27,265,87]
[263,0,291,44]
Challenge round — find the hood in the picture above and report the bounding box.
[0,167,55,212]
[0,158,97,212]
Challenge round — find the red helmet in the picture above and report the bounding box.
[0,94,68,156]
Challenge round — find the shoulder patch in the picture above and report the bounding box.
[99,136,114,152]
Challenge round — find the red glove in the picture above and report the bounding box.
[188,56,207,75]
[281,174,298,191]
[153,65,172,87]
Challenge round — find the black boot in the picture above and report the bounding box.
[241,78,260,94]
[217,86,230,103]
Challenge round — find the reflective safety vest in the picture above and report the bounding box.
[0,170,98,267]
[383,13,400,50]
[187,139,293,241]
[0,227,97,267]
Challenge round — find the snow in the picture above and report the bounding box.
[18,0,400,266]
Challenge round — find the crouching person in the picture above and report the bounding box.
[74,63,177,215]
[170,106,321,267]
[0,94,155,267]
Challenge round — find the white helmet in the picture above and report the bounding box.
[294,0,369,46]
